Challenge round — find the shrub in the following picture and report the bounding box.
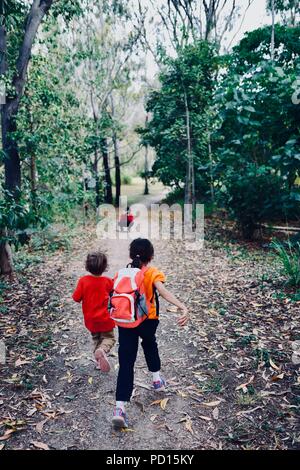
[219,165,299,239]
[121,174,132,185]
[272,240,300,287]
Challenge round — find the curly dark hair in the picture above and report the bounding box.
[85,251,108,275]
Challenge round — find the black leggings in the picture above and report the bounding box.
[116,320,160,402]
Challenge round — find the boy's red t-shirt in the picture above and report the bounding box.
[72,275,115,333]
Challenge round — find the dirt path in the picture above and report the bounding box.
[42,191,206,450]
[1,189,299,450]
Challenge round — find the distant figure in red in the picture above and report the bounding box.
[119,207,134,232]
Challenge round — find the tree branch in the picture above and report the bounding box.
[8,0,54,117]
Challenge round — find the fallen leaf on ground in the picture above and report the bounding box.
[235,375,254,392]
[269,358,280,371]
[0,430,15,441]
[198,415,211,422]
[150,398,169,410]
[31,441,50,450]
[212,407,219,420]
[160,398,169,410]
[36,419,49,434]
[202,400,222,407]
[185,417,194,435]
[271,373,284,381]
[15,358,31,367]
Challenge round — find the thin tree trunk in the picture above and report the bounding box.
[112,132,121,207]
[110,94,121,207]
[0,229,13,275]
[82,168,87,225]
[30,153,37,211]
[144,144,149,196]
[144,114,149,195]
[2,111,21,196]
[28,101,37,212]
[0,23,13,275]
[271,0,275,61]
[93,148,101,208]
[183,88,195,211]
[208,132,215,203]
[101,137,113,205]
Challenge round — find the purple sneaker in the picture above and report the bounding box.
[112,408,128,429]
[153,377,166,392]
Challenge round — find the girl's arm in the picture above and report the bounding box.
[154,281,189,327]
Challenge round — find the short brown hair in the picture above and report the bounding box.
[85,251,108,275]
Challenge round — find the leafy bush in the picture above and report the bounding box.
[121,174,132,185]
[272,240,300,287]
[219,165,299,239]
[0,192,36,248]
[163,187,185,206]
[30,227,71,253]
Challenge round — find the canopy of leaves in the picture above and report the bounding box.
[139,41,218,197]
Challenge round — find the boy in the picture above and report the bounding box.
[72,251,115,372]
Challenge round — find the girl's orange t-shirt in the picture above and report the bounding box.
[143,266,166,320]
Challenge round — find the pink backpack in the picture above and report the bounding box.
[109,267,149,328]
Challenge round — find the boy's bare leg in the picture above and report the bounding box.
[91,333,102,369]
[99,330,116,353]
[94,330,116,373]
[91,333,102,352]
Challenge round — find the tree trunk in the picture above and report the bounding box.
[112,132,121,207]
[93,148,101,208]
[183,88,195,212]
[0,1,54,276]
[30,152,37,211]
[0,229,13,275]
[144,114,149,196]
[2,107,22,197]
[101,137,113,205]
[144,144,149,196]
[110,94,121,207]
[0,23,14,275]
[270,0,275,61]
[208,132,215,203]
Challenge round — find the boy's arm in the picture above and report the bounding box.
[154,281,189,327]
[72,280,83,303]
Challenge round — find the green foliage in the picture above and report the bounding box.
[213,24,300,238]
[139,41,218,199]
[266,0,300,25]
[219,165,299,239]
[0,191,38,247]
[231,25,300,70]
[121,174,132,185]
[30,227,71,253]
[272,240,300,287]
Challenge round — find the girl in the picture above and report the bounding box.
[112,238,189,428]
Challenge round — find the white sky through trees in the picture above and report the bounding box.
[137,0,273,79]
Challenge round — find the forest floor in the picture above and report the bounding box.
[0,182,299,450]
